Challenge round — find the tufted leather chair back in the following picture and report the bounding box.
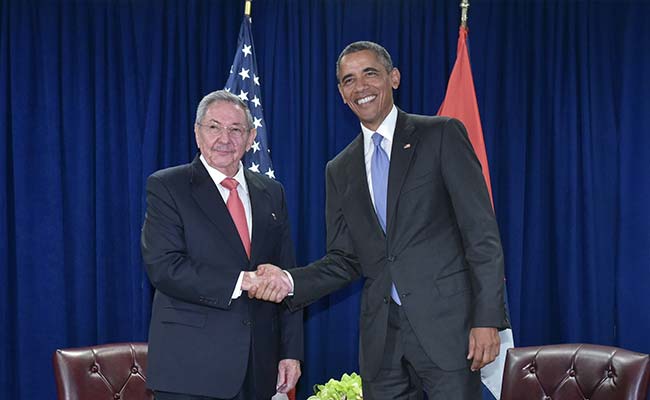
[501,343,650,400]
[53,342,154,400]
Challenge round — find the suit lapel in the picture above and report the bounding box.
[190,155,249,263]
[345,134,386,236]
[386,110,418,235]
[245,169,269,266]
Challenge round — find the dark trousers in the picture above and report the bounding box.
[154,346,257,400]
[154,376,255,400]
[363,301,481,400]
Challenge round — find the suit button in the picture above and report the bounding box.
[383,297,389,304]
[387,255,395,262]
[242,319,251,326]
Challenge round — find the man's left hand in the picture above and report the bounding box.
[467,327,500,371]
[276,358,301,393]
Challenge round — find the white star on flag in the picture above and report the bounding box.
[251,96,261,108]
[238,68,250,80]
[249,162,260,173]
[242,44,252,57]
[224,15,275,179]
[237,90,249,101]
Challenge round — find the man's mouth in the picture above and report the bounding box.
[213,145,234,153]
[356,95,376,105]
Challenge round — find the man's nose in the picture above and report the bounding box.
[353,76,369,92]
[216,132,230,143]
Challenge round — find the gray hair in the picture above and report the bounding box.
[195,90,254,129]
[336,41,394,82]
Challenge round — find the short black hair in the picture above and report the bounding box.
[336,41,394,82]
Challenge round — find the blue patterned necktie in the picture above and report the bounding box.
[371,133,401,305]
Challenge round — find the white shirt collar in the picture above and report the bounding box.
[361,104,398,143]
[199,155,249,195]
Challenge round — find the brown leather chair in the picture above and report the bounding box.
[501,343,650,400]
[53,342,154,400]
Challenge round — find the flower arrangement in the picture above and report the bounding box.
[307,372,363,400]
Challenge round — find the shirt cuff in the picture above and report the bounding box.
[283,270,295,296]
[232,271,245,299]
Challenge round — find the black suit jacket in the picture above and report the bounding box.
[141,155,303,398]
[288,110,508,379]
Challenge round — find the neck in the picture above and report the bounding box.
[361,105,393,131]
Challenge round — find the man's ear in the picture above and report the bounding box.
[390,68,401,90]
[337,84,347,104]
[245,128,258,151]
[194,124,201,148]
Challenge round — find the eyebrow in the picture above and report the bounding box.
[340,73,354,82]
[363,67,380,73]
[207,119,244,127]
[340,67,381,82]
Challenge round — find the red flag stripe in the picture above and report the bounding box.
[438,27,494,206]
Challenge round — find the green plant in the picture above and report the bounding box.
[307,372,363,400]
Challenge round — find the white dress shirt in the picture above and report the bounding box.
[199,155,251,299]
[362,105,397,209]
[283,105,399,294]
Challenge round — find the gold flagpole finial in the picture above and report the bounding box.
[245,0,252,16]
[460,0,470,28]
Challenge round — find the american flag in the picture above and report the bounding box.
[225,15,275,179]
[226,14,296,400]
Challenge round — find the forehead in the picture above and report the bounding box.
[338,50,385,75]
[203,100,247,124]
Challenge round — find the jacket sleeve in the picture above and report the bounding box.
[440,118,509,330]
[141,173,241,310]
[272,184,304,361]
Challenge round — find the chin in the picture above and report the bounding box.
[360,117,380,127]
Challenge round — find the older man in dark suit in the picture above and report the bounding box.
[249,41,509,399]
[141,90,302,400]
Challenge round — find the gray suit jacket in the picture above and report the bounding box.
[287,110,509,379]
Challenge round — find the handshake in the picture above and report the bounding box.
[241,264,293,303]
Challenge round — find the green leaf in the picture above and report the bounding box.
[308,372,363,399]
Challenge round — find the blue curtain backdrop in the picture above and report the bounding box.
[2,0,649,399]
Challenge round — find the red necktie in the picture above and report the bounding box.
[221,178,251,258]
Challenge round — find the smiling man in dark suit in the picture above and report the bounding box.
[249,41,509,399]
[141,90,302,400]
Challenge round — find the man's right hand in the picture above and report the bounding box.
[246,263,293,303]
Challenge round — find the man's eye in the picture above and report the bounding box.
[209,125,219,130]
[231,128,244,136]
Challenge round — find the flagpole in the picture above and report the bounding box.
[460,0,469,28]
[244,0,251,16]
